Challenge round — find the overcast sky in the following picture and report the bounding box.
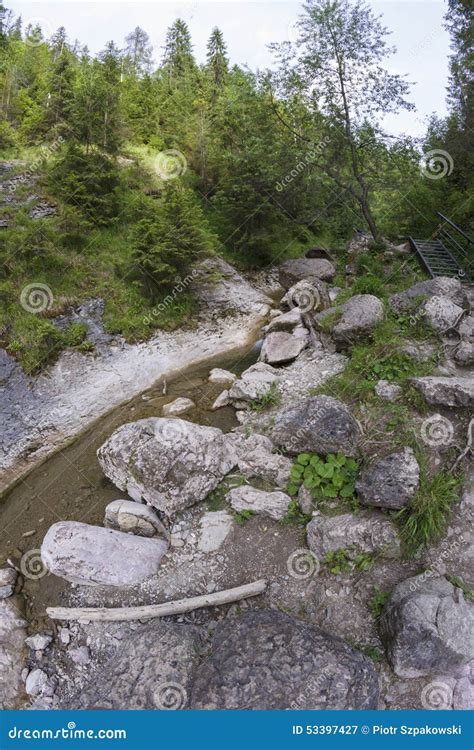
[8,0,451,137]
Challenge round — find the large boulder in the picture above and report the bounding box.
[307,512,400,560]
[190,610,379,709]
[228,362,280,407]
[41,521,168,587]
[97,418,236,515]
[0,596,27,709]
[104,499,168,539]
[279,258,336,289]
[455,316,474,366]
[315,294,384,347]
[272,396,361,456]
[226,433,292,489]
[420,295,465,334]
[259,330,308,365]
[411,376,474,408]
[380,575,474,678]
[64,622,201,709]
[389,277,468,314]
[356,448,420,510]
[280,279,331,314]
[226,486,291,521]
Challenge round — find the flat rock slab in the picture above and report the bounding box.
[356,448,420,509]
[279,258,336,288]
[162,398,195,417]
[307,512,400,560]
[197,511,233,552]
[63,622,201,709]
[259,330,308,365]
[190,610,379,709]
[41,521,169,587]
[272,395,361,456]
[208,368,236,385]
[97,417,236,515]
[420,295,465,333]
[380,575,474,678]
[227,486,291,521]
[389,277,468,314]
[411,376,474,408]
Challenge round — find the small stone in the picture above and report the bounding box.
[375,380,403,401]
[259,330,308,365]
[211,390,230,410]
[227,486,291,521]
[198,511,233,553]
[208,368,236,385]
[25,634,53,652]
[25,669,48,697]
[104,499,168,539]
[0,568,17,599]
[162,397,195,417]
[59,628,70,645]
[69,646,91,666]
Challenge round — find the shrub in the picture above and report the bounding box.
[288,453,359,501]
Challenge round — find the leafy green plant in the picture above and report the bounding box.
[288,453,359,502]
[279,499,311,527]
[248,382,281,412]
[323,547,374,574]
[368,587,390,618]
[233,509,254,525]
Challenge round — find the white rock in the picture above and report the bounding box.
[104,499,168,539]
[226,433,292,489]
[25,634,53,652]
[41,521,169,587]
[260,331,308,365]
[227,486,291,521]
[197,511,233,553]
[375,380,403,401]
[162,397,195,417]
[420,295,465,333]
[25,669,49,697]
[0,568,17,599]
[228,362,281,406]
[69,646,91,666]
[265,308,303,334]
[411,376,474,408]
[211,390,230,410]
[208,368,236,385]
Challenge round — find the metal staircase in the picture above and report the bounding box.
[409,213,473,283]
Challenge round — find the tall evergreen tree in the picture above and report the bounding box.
[206,27,228,88]
[162,19,195,81]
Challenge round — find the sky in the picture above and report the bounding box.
[7,0,451,137]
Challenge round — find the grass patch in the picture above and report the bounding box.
[368,587,390,618]
[323,547,374,574]
[445,574,473,601]
[279,498,311,527]
[248,383,281,412]
[233,509,255,526]
[396,469,462,556]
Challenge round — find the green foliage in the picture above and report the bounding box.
[288,453,359,504]
[233,509,254,526]
[353,643,384,663]
[368,587,390,618]
[323,547,374,575]
[397,470,462,555]
[248,383,281,412]
[279,499,311,527]
[445,575,473,601]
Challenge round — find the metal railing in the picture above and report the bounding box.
[435,213,473,281]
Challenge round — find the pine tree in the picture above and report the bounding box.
[206,27,228,88]
[46,27,76,132]
[162,19,195,82]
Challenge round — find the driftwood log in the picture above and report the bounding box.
[47,579,267,623]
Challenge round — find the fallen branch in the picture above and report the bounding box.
[46,579,267,623]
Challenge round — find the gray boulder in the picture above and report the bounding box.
[272,396,361,456]
[227,486,291,521]
[389,277,468,314]
[356,448,420,510]
[228,362,280,407]
[380,575,474,678]
[104,499,168,539]
[279,258,336,289]
[458,315,474,341]
[97,418,236,515]
[0,596,27,709]
[454,342,474,367]
[307,512,400,560]
[411,376,474,408]
[226,433,292,489]
[259,330,308,365]
[265,308,303,333]
[64,622,201,709]
[190,610,379,709]
[420,295,465,333]
[41,521,168,587]
[315,294,384,347]
[280,279,331,314]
